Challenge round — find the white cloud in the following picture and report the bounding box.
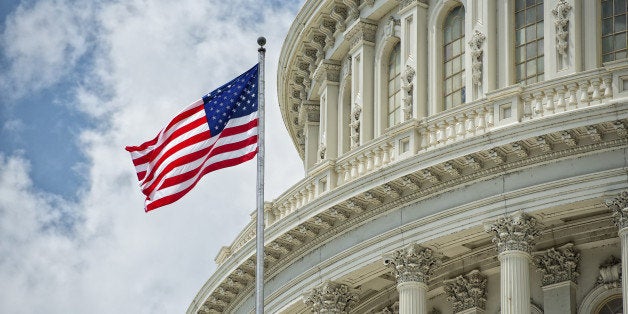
[0,0,304,313]
[0,0,96,97]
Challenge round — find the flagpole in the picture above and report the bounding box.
[255,36,266,314]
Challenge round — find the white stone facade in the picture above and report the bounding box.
[188,0,628,313]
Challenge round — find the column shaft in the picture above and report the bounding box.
[398,282,427,314]
[499,251,531,314]
[620,228,628,311]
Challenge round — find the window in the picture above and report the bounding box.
[443,6,465,110]
[388,43,402,126]
[602,0,628,62]
[596,295,622,314]
[515,0,544,84]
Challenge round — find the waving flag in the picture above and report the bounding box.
[126,64,259,212]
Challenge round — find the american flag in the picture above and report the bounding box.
[126,64,259,212]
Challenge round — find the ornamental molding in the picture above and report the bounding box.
[396,0,429,11]
[383,16,400,39]
[384,243,443,284]
[330,3,348,35]
[319,18,337,51]
[444,269,487,313]
[484,211,540,254]
[605,190,628,229]
[345,19,378,50]
[343,0,360,23]
[597,255,621,289]
[350,100,362,148]
[533,243,580,286]
[552,0,572,56]
[304,280,359,313]
[468,30,486,86]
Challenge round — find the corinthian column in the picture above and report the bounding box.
[485,211,540,314]
[605,190,628,310]
[384,244,442,314]
[303,280,358,313]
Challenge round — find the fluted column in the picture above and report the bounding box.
[303,280,358,313]
[384,243,442,314]
[605,190,628,310]
[485,211,540,314]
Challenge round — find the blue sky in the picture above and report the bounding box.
[0,0,303,313]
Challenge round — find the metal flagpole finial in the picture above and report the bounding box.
[257,37,266,52]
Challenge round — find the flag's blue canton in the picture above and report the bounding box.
[202,64,259,136]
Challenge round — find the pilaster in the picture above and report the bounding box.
[300,101,320,171]
[544,0,581,79]
[384,243,442,314]
[444,269,487,314]
[398,0,428,119]
[346,19,377,147]
[605,190,628,311]
[533,243,580,314]
[314,60,341,161]
[304,280,359,314]
[485,211,540,314]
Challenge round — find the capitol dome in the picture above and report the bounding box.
[189,0,628,313]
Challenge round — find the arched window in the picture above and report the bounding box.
[602,0,628,62]
[596,295,622,314]
[515,0,544,84]
[388,43,402,127]
[443,6,465,110]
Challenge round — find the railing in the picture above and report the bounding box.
[214,66,621,265]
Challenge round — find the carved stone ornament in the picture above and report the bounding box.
[552,0,572,55]
[484,211,540,254]
[380,301,399,314]
[350,100,362,148]
[444,269,487,313]
[468,30,486,86]
[346,20,378,49]
[401,62,415,120]
[597,255,622,289]
[303,280,359,314]
[319,142,327,160]
[533,243,580,286]
[384,243,443,284]
[605,190,628,229]
[383,16,400,39]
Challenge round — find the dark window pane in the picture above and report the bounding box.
[516,11,525,27]
[603,53,614,62]
[516,46,526,62]
[526,0,536,6]
[616,14,627,32]
[616,50,628,59]
[603,18,614,35]
[516,0,526,11]
[536,4,543,22]
[602,0,613,18]
[615,32,627,50]
[538,39,544,56]
[537,21,544,38]
[526,42,537,59]
[526,24,536,41]
[616,0,626,14]
[603,36,614,53]
[537,56,544,73]
[526,7,536,24]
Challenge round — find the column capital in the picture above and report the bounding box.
[533,243,580,286]
[299,100,320,124]
[605,190,628,230]
[303,280,358,313]
[484,211,540,254]
[384,243,443,284]
[313,60,341,85]
[345,19,377,51]
[444,269,487,313]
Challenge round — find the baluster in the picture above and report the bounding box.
[476,108,486,132]
[445,118,455,142]
[533,91,544,116]
[466,111,476,135]
[544,89,555,114]
[603,76,613,98]
[366,151,374,171]
[419,125,429,150]
[486,106,494,128]
[436,121,446,143]
[350,159,358,179]
[578,80,590,106]
[522,94,533,119]
[382,144,391,164]
[566,83,578,109]
[555,86,566,111]
[373,147,382,168]
[358,155,366,175]
[591,78,601,101]
[428,124,437,147]
[335,166,344,186]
